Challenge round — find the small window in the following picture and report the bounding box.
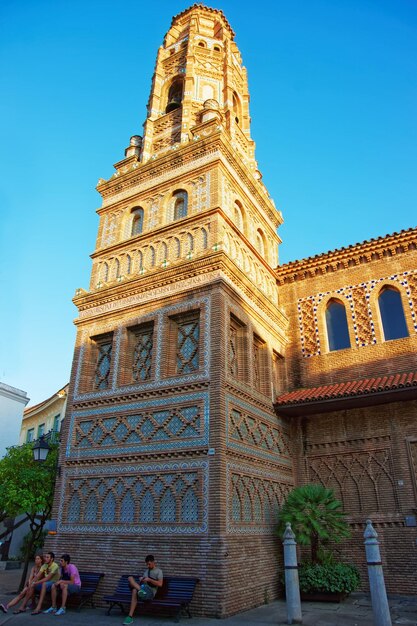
[232,92,241,125]
[53,414,60,432]
[173,190,188,220]
[131,323,154,382]
[166,311,201,376]
[326,299,351,351]
[256,229,265,257]
[37,423,45,438]
[131,207,144,237]
[234,201,244,232]
[176,313,200,374]
[378,286,409,341]
[229,314,248,381]
[213,45,221,52]
[27,428,34,443]
[198,41,206,48]
[253,334,267,393]
[166,79,183,113]
[93,334,113,390]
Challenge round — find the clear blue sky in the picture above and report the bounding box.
[1,0,416,406]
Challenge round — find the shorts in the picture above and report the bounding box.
[35,581,55,592]
[66,584,81,595]
[137,584,154,601]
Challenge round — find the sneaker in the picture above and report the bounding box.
[123,617,134,625]
[55,608,66,616]
[0,604,8,614]
[43,607,57,614]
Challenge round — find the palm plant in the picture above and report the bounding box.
[277,484,350,563]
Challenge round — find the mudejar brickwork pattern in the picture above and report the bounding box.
[49,4,417,617]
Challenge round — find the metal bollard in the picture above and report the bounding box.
[283,522,302,624]
[364,519,392,626]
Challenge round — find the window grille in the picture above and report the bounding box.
[94,338,113,390]
[176,315,199,374]
[132,327,153,381]
[229,325,238,376]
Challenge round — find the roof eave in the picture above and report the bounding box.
[275,385,417,417]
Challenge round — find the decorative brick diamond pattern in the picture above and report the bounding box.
[298,297,320,357]
[350,285,375,346]
[74,404,201,449]
[229,408,291,458]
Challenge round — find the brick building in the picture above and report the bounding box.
[50,5,417,617]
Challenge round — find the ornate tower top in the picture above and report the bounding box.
[140,4,256,169]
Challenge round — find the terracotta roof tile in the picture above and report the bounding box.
[275,371,417,407]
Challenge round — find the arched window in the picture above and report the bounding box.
[326,299,351,351]
[126,254,132,275]
[101,262,109,282]
[256,229,265,257]
[234,201,244,232]
[173,190,188,220]
[113,258,120,279]
[378,286,409,340]
[131,207,144,237]
[232,92,241,125]
[165,79,183,113]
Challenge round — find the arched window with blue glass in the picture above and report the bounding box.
[378,286,409,341]
[173,190,188,220]
[131,207,144,237]
[325,298,351,351]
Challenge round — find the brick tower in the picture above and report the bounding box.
[53,4,292,617]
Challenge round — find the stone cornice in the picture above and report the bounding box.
[276,227,417,285]
[73,253,288,337]
[96,131,279,226]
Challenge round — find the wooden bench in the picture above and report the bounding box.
[104,574,199,622]
[63,571,105,611]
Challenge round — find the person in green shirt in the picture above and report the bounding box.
[30,551,60,615]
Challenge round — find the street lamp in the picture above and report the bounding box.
[32,435,50,462]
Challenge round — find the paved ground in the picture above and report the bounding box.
[1,566,417,626]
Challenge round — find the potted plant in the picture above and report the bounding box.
[277,484,360,601]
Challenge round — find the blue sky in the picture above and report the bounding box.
[1,0,416,406]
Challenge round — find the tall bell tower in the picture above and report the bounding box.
[56,5,292,617]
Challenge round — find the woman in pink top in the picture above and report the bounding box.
[43,554,81,616]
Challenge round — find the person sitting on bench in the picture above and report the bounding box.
[0,553,44,614]
[30,551,60,615]
[43,553,81,616]
[123,554,163,625]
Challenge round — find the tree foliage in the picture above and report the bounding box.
[0,442,58,589]
[277,484,350,563]
[0,443,57,517]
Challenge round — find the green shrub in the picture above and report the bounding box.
[298,562,360,594]
[277,484,350,563]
